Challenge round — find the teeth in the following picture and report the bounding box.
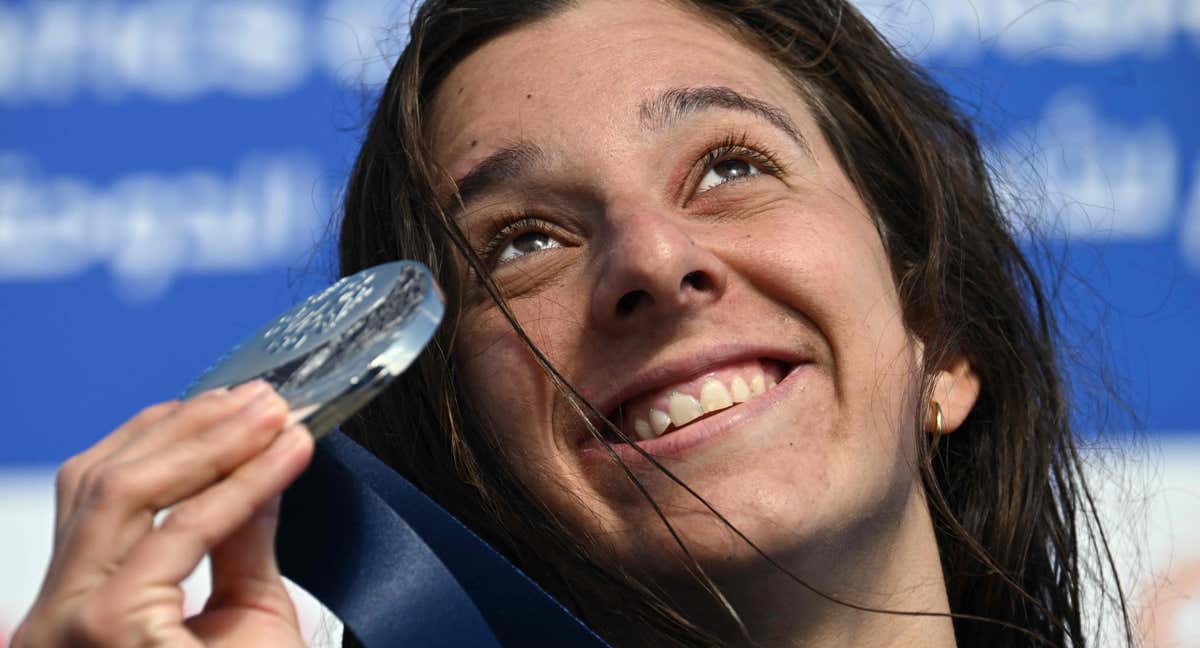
[634,418,655,441]
[649,408,672,435]
[699,378,733,413]
[668,392,704,427]
[729,376,751,403]
[750,374,766,395]
[624,370,783,440]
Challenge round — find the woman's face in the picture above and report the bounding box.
[431,0,933,585]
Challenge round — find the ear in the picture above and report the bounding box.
[928,354,980,434]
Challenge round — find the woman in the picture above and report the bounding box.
[15,1,1131,646]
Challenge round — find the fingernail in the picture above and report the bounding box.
[287,423,311,441]
[232,379,271,398]
[242,390,285,420]
[269,424,309,455]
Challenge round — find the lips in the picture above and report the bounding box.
[590,350,804,447]
[613,358,786,440]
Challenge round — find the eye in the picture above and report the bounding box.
[696,156,763,193]
[495,228,564,264]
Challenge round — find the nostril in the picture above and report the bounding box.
[616,290,649,316]
[682,270,710,292]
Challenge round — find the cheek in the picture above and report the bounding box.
[457,309,558,452]
[731,192,921,456]
[456,317,614,534]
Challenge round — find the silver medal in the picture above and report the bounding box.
[184,261,444,439]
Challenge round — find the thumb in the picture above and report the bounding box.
[205,495,299,625]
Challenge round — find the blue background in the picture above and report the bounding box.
[2,0,1198,466]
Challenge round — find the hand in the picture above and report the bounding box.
[13,380,315,647]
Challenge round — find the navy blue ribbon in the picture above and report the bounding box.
[277,431,609,647]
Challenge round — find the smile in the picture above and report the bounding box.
[612,358,787,441]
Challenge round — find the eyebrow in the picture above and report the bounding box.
[450,141,546,212]
[448,86,810,216]
[639,85,811,155]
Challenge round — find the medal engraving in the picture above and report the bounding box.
[263,270,377,355]
[185,261,443,439]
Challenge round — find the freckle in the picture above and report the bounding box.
[470,140,478,147]
[526,93,532,99]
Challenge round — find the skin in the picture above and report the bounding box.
[17,1,982,646]
[14,381,313,646]
[435,1,979,645]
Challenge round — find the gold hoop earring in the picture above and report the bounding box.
[928,400,945,452]
[931,400,944,436]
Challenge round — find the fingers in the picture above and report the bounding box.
[100,424,313,603]
[23,382,313,647]
[54,383,268,538]
[54,400,181,532]
[114,382,277,467]
[204,496,299,625]
[55,385,293,583]
[21,382,315,648]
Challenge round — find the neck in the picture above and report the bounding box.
[662,485,957,647]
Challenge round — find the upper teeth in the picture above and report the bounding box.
[667,391,702,427]
[650,409,672,435]
[626,369,777,441]
[700,378,733,412]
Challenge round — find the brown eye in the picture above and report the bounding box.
[496,230,563,264]
[697,157,762,193]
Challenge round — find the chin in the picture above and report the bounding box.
[586,436,919,592]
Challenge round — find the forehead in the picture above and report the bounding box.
[428,0,811,179]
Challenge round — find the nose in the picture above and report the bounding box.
[590,207,727,332]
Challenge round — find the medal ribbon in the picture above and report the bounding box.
[276,431,609,647]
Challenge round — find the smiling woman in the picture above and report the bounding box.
[337,0,1132,645]
[14,1,1133,647]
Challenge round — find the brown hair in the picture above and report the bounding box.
[335,1,1131,645]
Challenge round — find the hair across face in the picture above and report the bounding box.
[336,0,1126,645]
[428,0,956,638]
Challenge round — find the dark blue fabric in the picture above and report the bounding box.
[277,431,608,647]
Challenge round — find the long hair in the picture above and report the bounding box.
[335,1,1131,645]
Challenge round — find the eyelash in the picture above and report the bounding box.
[693,132,783,194]
[477,134,784,267]
[478,215,565,267]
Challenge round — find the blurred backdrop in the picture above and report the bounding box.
[1,1,1198,645]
